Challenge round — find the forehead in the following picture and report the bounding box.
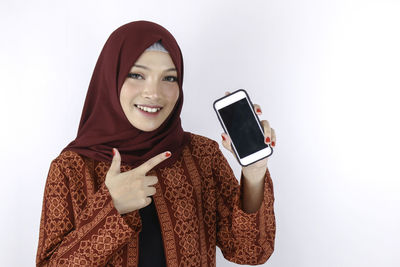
[132,51,176,70]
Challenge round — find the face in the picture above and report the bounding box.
[120,50,180,132]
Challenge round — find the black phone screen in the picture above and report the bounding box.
[219,98,267,158]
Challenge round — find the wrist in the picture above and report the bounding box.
[242,165,267,182]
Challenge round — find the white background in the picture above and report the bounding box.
[1,0,399,266]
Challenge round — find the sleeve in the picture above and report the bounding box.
[212,144,276,265]
[36,158,140,266]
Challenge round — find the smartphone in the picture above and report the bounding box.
[213,89,273,166]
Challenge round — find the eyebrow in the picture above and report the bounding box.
[133,64,177,72]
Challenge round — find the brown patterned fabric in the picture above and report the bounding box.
[36,133,276,266]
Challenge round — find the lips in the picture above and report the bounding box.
[134,104,163,114]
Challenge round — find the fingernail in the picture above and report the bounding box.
[165,152,171,158]
[271,141,275,147]
[112,148,115,156]
[256,108,262,114]
[265,137,271,143]
[221,134,226,141]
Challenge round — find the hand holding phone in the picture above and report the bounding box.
[213,89,273,166]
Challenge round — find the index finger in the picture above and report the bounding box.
[136,151,171,174]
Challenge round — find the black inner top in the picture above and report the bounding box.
[138,198,167,267]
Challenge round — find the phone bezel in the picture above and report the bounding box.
[213,89,273,166]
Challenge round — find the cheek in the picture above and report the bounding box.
[164,85,180,105]
[120,81,139,105]
[119,86,127,107]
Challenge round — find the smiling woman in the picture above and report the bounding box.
[35,20,276,267]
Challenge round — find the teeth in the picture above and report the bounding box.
[136,105,162,113]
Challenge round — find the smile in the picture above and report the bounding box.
[134,104,163,113]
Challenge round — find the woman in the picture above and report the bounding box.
[36,20,276,266]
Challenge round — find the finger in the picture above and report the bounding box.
[221,133,233,153]
[224,91,231,96]
[144,186,157,197]
[271,128,276,147]
[261,120,272,144]
[143,175,158,186]
[141,197,152,208]
[253,103,262,115]
[221,133,238,161]
[137,151,171,174]
[108,148,121,175]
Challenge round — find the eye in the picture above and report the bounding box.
[127,73,144,80]
[163,76,178,83]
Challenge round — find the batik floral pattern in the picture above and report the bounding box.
[36,133,275,266]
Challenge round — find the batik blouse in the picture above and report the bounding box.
[36,133,276,266]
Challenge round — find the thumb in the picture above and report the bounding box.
[221,133,238,161]
[221,133,234,153]
[109,148,121,175]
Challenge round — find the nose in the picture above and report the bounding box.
[141,79,160,99]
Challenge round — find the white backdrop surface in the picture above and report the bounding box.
[1,0,399,266]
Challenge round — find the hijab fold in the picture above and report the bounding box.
[62,21,190,169]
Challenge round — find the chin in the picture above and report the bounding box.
[131,122,161,132]
[141,127,159,132]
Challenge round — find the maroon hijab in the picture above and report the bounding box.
[61,21,190,169]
